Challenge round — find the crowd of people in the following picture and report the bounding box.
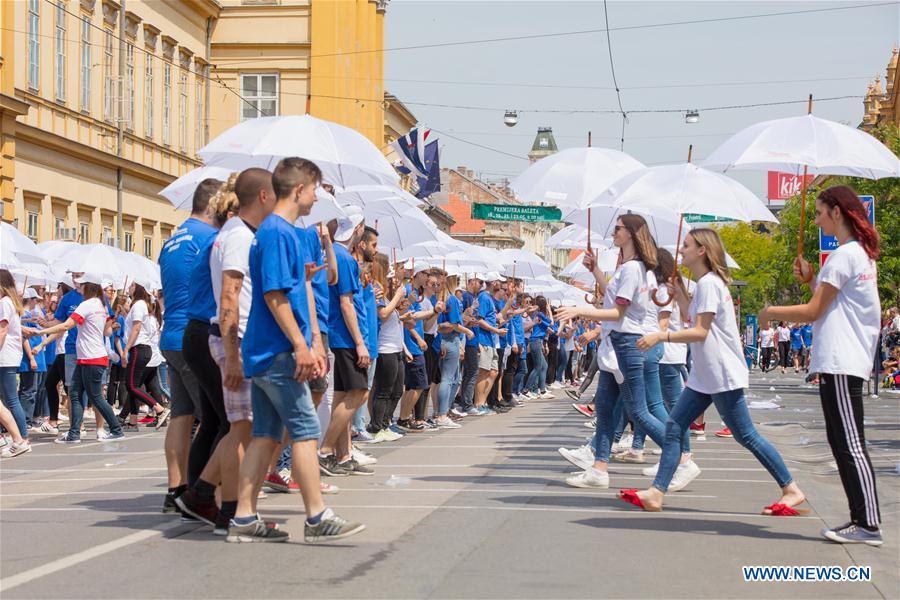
[0,169,886,547]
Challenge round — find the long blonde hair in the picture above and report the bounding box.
[687,228,731,285]
[0,269,23,315]
[208,172,241,225]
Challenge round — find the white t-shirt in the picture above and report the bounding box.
[71,297,110,364]
[640,270,663,334]
[422,295,439,336]
[660,303,688,365]
[810,241,881,380]
[210,216,254,338]
[685,272,748,394]
[759,328,775,348]
[378,309,404,354]
[776,326,791,343]
[563,330,576,352]
[57,329,68,355]
[125,299,153,347]
[145,315,163,368]
[603,260,650,336]
[0,296,23,368]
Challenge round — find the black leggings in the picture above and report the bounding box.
[371,352,404,433]
[761,346,774,372]
[183,320,228,485]
[819,374,881,528]
[125,345,163,414]
[778,341,791,368]
[45,353,66,421]
[106,363,128,410]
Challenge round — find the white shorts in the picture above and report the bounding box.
[208,335,252,423]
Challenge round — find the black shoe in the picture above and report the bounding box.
[318,454,351,477]
[214,512,231,536]
[175,489,220,526]
[489,403,511,413]
[162,492,180,514]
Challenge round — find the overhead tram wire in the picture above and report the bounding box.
[603,0,627,151]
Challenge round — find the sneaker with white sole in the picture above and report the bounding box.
[612,450,645,464]
[642,463,659,477]
[466,407,481,416]
[226,518,289,543]
[565,468,609,489]
[583,417,597,429]
[667,460,701,492]
[0,440,32,458]
[821,523,883,547]
[354,429,377,443]
[372,429,393,443]
[450,408,466,417]
[97,431,125,443]
[539,391,554,399]
[350,447,377,466]
[40,422,60,435]
[558,444,595,471]
[304,508,365,544]
[435,416,461,429]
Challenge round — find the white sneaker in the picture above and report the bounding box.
[450,408,466,417]
[583,418,596,429]
[372,429,392,443]
[383,429,403,442]
[558,444,595,471]
[649,448,662,455]
[539,391,554,399]
[565,468,609,489]
[642,463,659,477]
[351,447,377,466]
[612,433,634,453]
[435,416,461,429]
[355,429,376,443]
[668,461,701,492]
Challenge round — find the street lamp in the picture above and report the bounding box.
[503,110,518,127]
[685,109,700,124]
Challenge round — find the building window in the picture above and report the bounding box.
[55,2,67,102]
[144,55,154,138]
[26,212,40,242]
[179,70,188,151]
[103,29,114,122]
[194,72,204,150]
[102,226,114,246]
[27,0,40,91]
[162,63,171,145]
[54,218,67,240]
[240,73,278,121]
[125,43,135,130]
[79,221,90,243]
[80,15,91,112]
[124,231,133,251]
[143,236,153,258]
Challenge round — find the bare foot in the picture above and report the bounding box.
[763,488,807,514]
[636,488,664,511]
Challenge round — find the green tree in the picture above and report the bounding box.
[717,222,778,316]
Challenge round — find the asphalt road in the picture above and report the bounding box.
[1,370,898,599]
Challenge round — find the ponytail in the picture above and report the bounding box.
[817,185,880,260]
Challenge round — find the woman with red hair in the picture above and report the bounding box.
[761,185,882,547]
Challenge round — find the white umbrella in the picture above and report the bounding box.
[561,204,683,244]
[158,162,243,211]
[296,188,348,228]
[701,107,900,255]
[113,250,161,291]
[335,185,424,211]
[39,243,127,288]
[661,244,740,270]
[1,222,47,265]
[367,206,441,252]
[499,248,552,280]
[198,115,399,189]
[560,249,618,283]
[546,224,608,250]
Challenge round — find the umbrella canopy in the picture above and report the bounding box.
[546,224,608,250]
[596,163,778,224]
[295,188,348,228]
[510,147,645,209]
[38,243,127,288]
[198,115,399,188]
[702,113,900,179]
[335,185,424,211]
[1,223,47,266]
[499,248,552,280]
[158,162,246,211]
[561,249,619,283]
[562,204,685,245]
[366,206,441,252]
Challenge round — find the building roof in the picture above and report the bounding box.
[528,126,559,160]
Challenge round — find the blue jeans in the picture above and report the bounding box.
[659,362,690,454]
[653,386,793,492]
[158,361,171,398]
[589,388,625,453]
[18,370,45,424]
[352,361,376,432]
[458,345,479,411]
[250,352,320,442]
[632,344,667,451]
[556,346,568,383]
[513,352,527,395]
[592,331,663,462]
[0,366,27,439]
[525,339,547,393]
[437,338,461,415]
[67,363,122,441]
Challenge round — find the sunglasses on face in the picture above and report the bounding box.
[614,225,626,233]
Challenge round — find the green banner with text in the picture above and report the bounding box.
[471,203,562,222]
[682,213,736,224]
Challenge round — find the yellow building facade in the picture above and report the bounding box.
[1,0,390,259]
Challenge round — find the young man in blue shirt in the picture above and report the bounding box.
[227,158,363,544]
[158,179,220,514]
[473,275,509,415]
[458,276,483,415]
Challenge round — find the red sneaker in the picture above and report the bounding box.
[689,422,705,435]
[715,427,733,438]
[263,472,300,494]
[138,416,155,424]
[572,403,594,418]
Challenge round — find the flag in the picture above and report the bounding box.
[415,138,441,199]
[389,127,434,179]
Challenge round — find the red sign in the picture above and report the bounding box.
[768,171,815,201]
[820,252,829,267]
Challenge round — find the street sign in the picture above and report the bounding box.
[820,252,830,267]
[471,203,561,222]
[768,171,814,201]
[683,213,736,224]
[819,195,874,252]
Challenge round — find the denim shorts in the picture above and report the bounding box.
[250,351,320,442]
[208,334,253,423]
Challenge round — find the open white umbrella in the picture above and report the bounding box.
[546,224,608,250]
[702,102,900,255]
[562,204,684,245]
[296,188,348,228]
[158,162,245,211]
[1,223,47,265]
[365,204,440,252]
[39,243,127,288]
[198,115,399,189]
[335,185,424,211]
[499,248,552,280]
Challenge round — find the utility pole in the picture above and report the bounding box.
[116,0,126,250]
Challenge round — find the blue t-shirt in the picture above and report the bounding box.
[327,244,368,349]
[511,306,525,347]
[403,283,426,356]
[241,214,312,377]
[475,290,497,347]
[461,291,478,348]
[363,283,378,359]
[296,226,329,337]
[55,290,84,354]
[494,297,508,349]
[20,309,47,373]
[530,311,553,340]
[800,325,813,347]
[159,218,218,351]
[185,235,218,324]
[790,327,803,350]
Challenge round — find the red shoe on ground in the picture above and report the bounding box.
[715,427,733,438]
[264,471,300,494]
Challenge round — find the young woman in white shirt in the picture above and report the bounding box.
[776,322,792,373]
[620,228,805,516]
[556,214,671,489]
[0,269,31,457]
[37,273,124,443]
[758,323,775,372]
[123,283,170,429]
[760,186,883,546]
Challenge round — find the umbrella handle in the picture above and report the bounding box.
[795,165,809,258]
[650,288,674,308]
